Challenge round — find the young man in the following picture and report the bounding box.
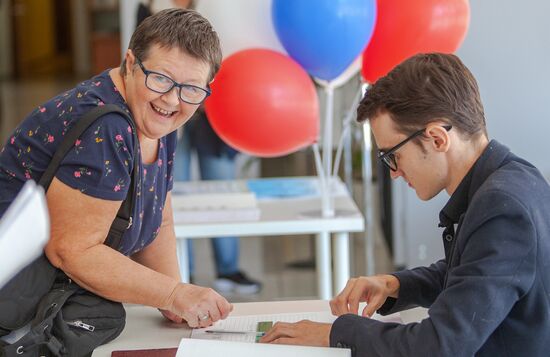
[260,53,550,356]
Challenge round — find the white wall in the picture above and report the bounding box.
[393,0,550,268]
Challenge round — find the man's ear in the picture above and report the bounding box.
[426,123,451,153]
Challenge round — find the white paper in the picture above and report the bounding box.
[190,309,402,343]
[177,338,351,357]
[190,311,336,342]
[0,180,50,288]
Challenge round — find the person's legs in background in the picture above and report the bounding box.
[197,150,262,295]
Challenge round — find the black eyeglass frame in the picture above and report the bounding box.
[378,125,452,172]
[135,57,211,105]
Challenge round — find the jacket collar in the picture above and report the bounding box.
[439,139,510,228]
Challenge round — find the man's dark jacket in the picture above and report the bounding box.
[330,140,550,356]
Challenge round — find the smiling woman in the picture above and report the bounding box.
[0,8,231,355]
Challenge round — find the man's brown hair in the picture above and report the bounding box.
[120,8,222,82]
[357,53,487,139]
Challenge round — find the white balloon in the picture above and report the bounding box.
[196,0,286,58]
[314,55,362,89]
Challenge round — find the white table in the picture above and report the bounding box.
[92,301,428,356]
[172,177,365,299]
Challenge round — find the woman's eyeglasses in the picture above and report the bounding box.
[135,57,210,105]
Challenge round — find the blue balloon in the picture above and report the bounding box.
[272,0,376,81]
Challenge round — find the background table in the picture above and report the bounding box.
[92,301,428,356]
[172,177,365,299]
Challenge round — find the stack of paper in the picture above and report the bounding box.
[0,180,50,288]
[171,180,260,223]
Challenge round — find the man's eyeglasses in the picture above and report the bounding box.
[135,57,210,105]
[378,125,452,172]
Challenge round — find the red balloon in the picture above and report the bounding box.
[361,0,470,84]
[205,49,319,157]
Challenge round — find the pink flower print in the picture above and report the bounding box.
[48,135,54,143]
[75,139,81,146]
[93,81,101,87]
[114,86,119,92]
[157,159,163,167]
[143,168,147,176]
[113,178,125,192]
[97,100,105,106]
[74,167,91,178]
[127,126,132,133]
[25,172,31,179]
[56,102,62,108]
[39,107,46,113]
[159,142,164,149]
[10,137,14,144]
[115,134,123,141]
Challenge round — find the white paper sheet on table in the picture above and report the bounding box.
[0,180,50,288]
[190,311,336,342]
[177,337,351,357]
[190,309,403,343]
[182,308,403,356]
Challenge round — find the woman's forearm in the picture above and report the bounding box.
[49,244,179,310]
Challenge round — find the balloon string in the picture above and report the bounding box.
[332,87,363,177]
[313,142,334,217]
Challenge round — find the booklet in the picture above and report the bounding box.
[0,180,50,288]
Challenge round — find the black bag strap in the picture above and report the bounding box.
[38,104,139,250]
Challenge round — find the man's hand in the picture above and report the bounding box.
[259,320,332,347]
[330,275,400,317]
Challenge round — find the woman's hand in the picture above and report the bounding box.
[259,320,331,347]
[330,275,400,317]
[158,308,184,323]
[168,283,233,328]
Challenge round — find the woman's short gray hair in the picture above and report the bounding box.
[120,8,222,82]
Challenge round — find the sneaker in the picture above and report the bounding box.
[213,271,262,295]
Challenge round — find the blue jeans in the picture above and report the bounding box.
[174,130,239,276]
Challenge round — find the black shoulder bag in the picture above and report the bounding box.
[0,104,139,357]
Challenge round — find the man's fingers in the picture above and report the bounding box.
[330,279,356,315]
[347,282,368,315]
[260,322,293,343]
[362,297,382,317]
[271,337,297,345]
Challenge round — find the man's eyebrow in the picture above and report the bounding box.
[377,146,390,152]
